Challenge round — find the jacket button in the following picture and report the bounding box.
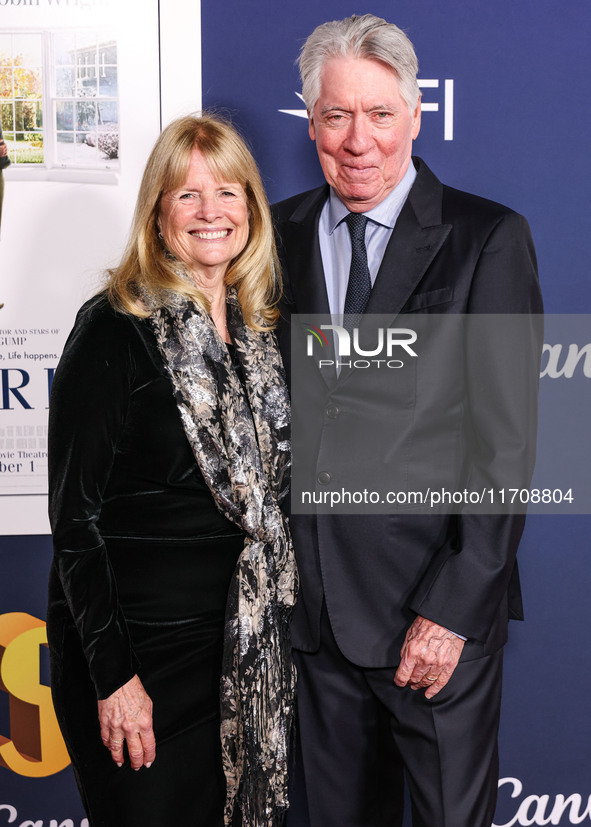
[317,472,331,485]
[325,404,339,419]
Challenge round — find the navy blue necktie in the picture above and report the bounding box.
[343,212,371,320]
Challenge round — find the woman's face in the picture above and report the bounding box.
[158,148,250,286]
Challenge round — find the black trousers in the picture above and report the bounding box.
[288,604,503,827]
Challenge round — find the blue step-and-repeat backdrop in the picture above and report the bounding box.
[1,1,590,825]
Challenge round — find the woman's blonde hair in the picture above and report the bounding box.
[106,114,280,330]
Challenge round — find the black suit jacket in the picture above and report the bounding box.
[273,158,543,667]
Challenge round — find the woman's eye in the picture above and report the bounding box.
[221,190,238,198]
[179,192,195,200]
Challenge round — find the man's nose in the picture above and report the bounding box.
[343,117,373,154]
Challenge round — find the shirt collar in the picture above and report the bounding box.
[326,159,417,234]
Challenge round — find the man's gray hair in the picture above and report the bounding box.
[298,14,420,116]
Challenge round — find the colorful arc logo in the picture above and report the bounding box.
[304,325,329,349]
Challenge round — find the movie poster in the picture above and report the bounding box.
[0,0,162,535]
[0,0,163,821]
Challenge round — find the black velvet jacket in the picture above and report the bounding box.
[47,296,239,699]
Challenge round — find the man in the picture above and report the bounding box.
[273,14,543,827]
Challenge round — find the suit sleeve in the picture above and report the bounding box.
[48,302,139,699]
[409,211,543,643]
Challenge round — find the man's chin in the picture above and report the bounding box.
[333,185,385,212]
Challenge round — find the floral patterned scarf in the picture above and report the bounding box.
[149,288,297,827]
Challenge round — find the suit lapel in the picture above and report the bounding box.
[283,185,337,387]
[285,185,331,316]
[365,158,452,317]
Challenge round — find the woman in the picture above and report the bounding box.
[47,114,296,827]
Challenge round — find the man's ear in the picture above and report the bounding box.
[411,95,422,141]
[308,111,316,141]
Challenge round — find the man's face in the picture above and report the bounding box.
[309,57,421,212]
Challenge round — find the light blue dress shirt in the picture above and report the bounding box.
[318,160,417,317]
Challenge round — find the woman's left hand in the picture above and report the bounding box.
[97,674,156,770]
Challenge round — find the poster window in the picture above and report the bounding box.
[0,29,119,178]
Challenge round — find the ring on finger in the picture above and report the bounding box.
[425,675,438,682]
[109,738,123,745]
